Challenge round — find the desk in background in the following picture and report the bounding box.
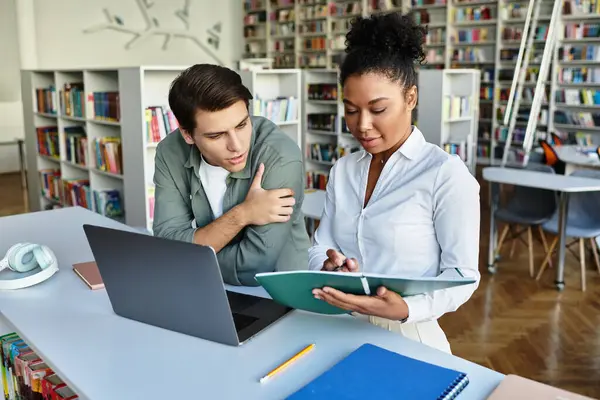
[554,145,600,175]
[0,207,504,399]
[483,167,600,290]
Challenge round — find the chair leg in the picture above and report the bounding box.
[527,227,534,278]
[590,238,600,275]
[536,236,558,281]
[579,238,586,292]
[496,224,510,258]
[509,225,518,259]
[538,225,553,269]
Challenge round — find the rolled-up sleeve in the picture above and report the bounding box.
[152,147,195,243]
[403,157,481,324]
[217,159,306,286]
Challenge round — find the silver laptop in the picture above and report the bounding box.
[82,224,293,346]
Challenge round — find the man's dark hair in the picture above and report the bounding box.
[168,64,253,133]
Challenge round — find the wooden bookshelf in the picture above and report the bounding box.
[22,66,189,232]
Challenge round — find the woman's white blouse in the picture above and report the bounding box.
[308,127,481,324]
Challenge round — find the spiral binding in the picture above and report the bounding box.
[438,373,469,400]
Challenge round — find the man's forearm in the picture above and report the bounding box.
[192,204,249,252]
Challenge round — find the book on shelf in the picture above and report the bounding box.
[145,106,178,144]
[94,137,122,174]
[307,143,337,163]
[59,82,85,118]
[64,127,88,166]
[556,88,600,105]
[86,91,120,122]
[1,332,79,400]
[563,22,600,40]
[35,85,57,115]
[306,170,329,190]
[307,113,336,132]
[559,67,600,84]
[251,97,298,123]
[443,141,468,161]
[62,179,92,210]
[39,169,61,201]
[36,126,60,158]
[307,84,338,101]
[93,189,123,219]
[443,95,472,120]
[554,109,600,128]
[563,0,600,16]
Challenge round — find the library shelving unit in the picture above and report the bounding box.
[243,0,410,70]
[417,69,481,174]
[302,68,360,191]
[552,2,600,147]
[21,66,187,232]
[239,69,302,146]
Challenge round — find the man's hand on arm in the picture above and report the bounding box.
[191,163,295,252]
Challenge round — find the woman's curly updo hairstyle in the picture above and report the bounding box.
[340,12,427,94]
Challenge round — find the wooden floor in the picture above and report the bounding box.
[439,173,600,398]
[1,171,599,397]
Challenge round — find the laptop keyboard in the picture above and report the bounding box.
[226,291,260,313]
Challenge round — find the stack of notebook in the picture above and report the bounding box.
[287,343,469,399]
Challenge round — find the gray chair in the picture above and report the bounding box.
[494,163,558,277]
[536,169,600,291]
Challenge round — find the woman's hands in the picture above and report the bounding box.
[316,248,409,321]
[313,286,410,321]
[321,249,359,273]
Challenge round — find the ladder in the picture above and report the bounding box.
[499,0,563,167]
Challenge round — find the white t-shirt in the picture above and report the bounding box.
[199,156,230,219]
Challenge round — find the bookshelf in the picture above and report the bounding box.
[302,68,360,191]
[243,0,600,165]
[239,69,302,146]
[553,1,600,147]
[417,69,481,174]
[21,66,188,233]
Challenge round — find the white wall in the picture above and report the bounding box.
[0,0,25,173]
[33,0,243,69]
[0,0,243,173]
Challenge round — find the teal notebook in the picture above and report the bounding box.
[287,343,469,399]
[254,270,476,315]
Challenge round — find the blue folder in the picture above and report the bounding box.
[287,343,469,400]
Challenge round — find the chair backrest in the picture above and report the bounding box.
[567,169,600,223]
[505,163,558,217]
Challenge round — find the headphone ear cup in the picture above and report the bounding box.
[6,243,40,273]
[32,246,57,270]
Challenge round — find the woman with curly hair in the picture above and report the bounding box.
[308,12,481,353]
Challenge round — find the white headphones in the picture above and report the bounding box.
[0,243,59,290]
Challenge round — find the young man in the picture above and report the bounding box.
[152,64,310,286]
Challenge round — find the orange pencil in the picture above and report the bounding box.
[260,344,316,383]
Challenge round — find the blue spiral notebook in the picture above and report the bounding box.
[287,343,469,400]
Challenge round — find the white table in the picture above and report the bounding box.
[0,207,503,399]
[483,167,600,290]
[554,145,600,175]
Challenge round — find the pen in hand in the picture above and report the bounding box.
[332,259,348,272]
